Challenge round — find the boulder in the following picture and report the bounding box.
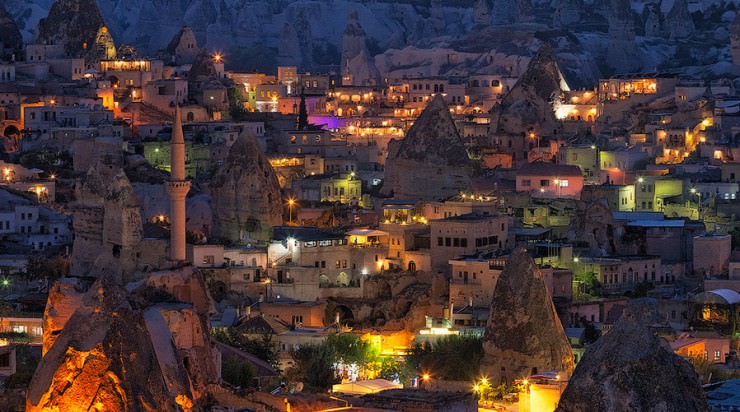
[556,299,709,412]
[481,248,574,384]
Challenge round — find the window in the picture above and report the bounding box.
[521,179,531,187]
[540,179,550,187]
[715,350,722,361]
[445,238,451,247]
[453,238,460,247]
[559,180,569,187]
[461,238,468,247]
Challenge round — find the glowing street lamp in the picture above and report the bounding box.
[287,198,296,224]
[213,53,222,63]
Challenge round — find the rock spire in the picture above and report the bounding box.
[383,94,472,200]
[480,248,574,384]
[556,299,709,412]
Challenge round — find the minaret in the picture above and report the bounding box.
[166,107,190,262]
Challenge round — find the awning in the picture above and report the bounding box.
[332,379,403,395]
[348,229,388,237]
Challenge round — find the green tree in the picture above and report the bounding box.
[221,357,256,388]
[287,343,337,391]
[408,335,484,381]
[211,328,279,370]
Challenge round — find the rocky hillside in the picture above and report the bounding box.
[4,0,737,78]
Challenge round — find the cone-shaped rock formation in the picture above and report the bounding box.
[481,248,574,384]
[383,94,472,200]
[556,299,709,412]
[210,130,283,243]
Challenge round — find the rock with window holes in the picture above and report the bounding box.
[383,94,473,200]
[556,299,708,412]
[210,130,283,243]
[481,248,573,384]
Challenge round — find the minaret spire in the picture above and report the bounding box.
[166,106,190,262]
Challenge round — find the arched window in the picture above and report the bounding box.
[408,261,417,272]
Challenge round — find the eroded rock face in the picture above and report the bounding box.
[488,45,566,165]
[0,2,22,55]
[71,168,143,282]
[731,12,740,65]
[210,131,283,243]
[556,299,709,412]
[383,94,472,200]
[481,248,574,384]
[29,269,220,412]
[666,0,694,39]
[162,25,201,65]
[27,278,193,412]
[36,0,106,57]
[607,0,640,72]
[340,11,380,86]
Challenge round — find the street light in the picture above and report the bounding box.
[287,198,296,224]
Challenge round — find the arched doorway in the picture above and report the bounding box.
[407,261,417,272]
[334,305,354,324]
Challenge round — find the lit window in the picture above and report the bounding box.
[559,180,569,187]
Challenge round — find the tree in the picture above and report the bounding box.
[407,335,484,381]
[221,357,256,389]
[211,328,279,370]
[297,89,308,130]
[287,343,337,391]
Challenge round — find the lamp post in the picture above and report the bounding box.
[288,198,295,224]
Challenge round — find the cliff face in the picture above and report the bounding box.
[36,0,105,56]
[383,94,472,200]
[556,299,709,412]
[71,168,143,282]
[28,269,219,412]
[27,278,193,412]
[210,131,283,243]
[481,248,574,384]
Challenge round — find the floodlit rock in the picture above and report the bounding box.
[27,277,194,412]
[481,248,574,384]
[29,269,220,411]
[383,94,472,200]
[210,130,283,243]
[36,0,106,57]
[556,299,709,412]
